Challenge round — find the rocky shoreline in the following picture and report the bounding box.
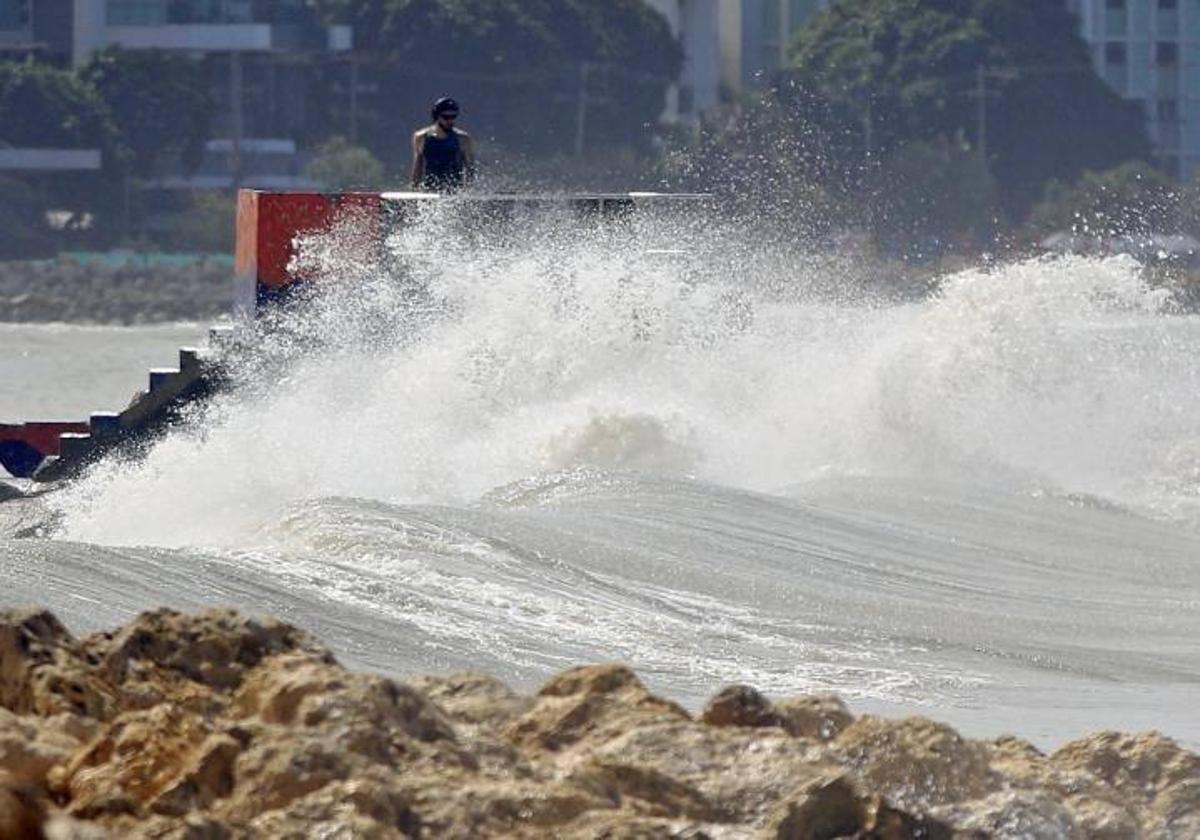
[0,258,231,324]
[0,608,1196,838]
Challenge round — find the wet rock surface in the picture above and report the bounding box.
[0,607,1195,838]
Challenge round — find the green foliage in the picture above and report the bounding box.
[876,139,998,252]
[307,0,681,166]
[0,59,118,150]
[657,90,844,236]
[305,135,386,190]
[0,59,124,245]
[158,191,236,253]
[1028,161,1178,237]
[0,175,54,260]
[787,0,1151,220]
[80,46,214,178]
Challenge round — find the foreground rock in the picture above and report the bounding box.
[0,608,1195,838]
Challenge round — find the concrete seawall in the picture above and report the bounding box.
[3,189,710,482]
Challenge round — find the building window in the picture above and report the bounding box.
[0,0,31,29]
[1157,42,1179,67]
[108,0,269,25]
[107,0,166,25]
[1157,98,1179,121]
[1105,42,1127,65]
[1106,0,1124,8]
[1159,0,1177,9]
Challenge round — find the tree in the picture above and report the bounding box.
[657,88,846,239]
[0,59,118,150]
[787,0,1151,220]
[876,137,998,254]
[0,175,54,260]
[170,191,236,253]
[1028,161,1178,237]
[80,46,214,179]
[0,60,123,243]
[305,135,386,190]
[306,0,681,168]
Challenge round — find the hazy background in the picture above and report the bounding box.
[2,0,1200,284]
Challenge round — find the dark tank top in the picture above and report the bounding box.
[422,130,463,191]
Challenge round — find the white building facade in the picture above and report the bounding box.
[644,0,721,125]
[643,0,831,125]
[718,0,829,93]
[1066,0,1200,179]
[2,0,350,188]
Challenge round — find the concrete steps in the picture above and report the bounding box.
[28,345,225,482]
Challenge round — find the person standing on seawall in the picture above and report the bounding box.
[410,97,476,192]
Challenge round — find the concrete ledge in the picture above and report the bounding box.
[235,189,713,314]
[28,344,225,483]
[0,422,92,478]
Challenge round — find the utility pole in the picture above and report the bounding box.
[574,61,590,157]
[349,53,359,144]
[975,63,987,159]
[863,23,875,161]
[230,50,244,190]
[864,95,873,159]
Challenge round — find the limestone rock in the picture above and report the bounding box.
[1052,730,1199,799]
[504,664,690,753]
[97,608,332,695]
[767,770,959,840]
[0,608,1196,839]
[406,671,532,731]
[54,703,213,820]
[244,772,417,838]
[585,718,827,826]
[0,708,92,789]
[930,789,1077,838]
[0,609,115,719]
[233,652,456,744]
[773,693,854,741]
[765,771,866,839]
[830,714,999,810]
[0,772,47,840]
[700,684,785,729]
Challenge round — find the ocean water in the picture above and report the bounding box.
[0,322,211,422]
[2,206,1199,749]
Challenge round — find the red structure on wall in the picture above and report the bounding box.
[0,422,91,478]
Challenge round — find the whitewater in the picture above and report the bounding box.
[2,204,1199,749]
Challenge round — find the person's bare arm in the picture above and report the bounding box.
[409,130,425,189]
[459,131,476,184]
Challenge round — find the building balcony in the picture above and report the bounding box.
[99,22,348,52]
[0,148,101,171]
[0,26,32,44]
[142,137,317,190]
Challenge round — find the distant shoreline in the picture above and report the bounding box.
[0,255,232,324]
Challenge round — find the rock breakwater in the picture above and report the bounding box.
[0,607,1196,838]
[0,258,231,324]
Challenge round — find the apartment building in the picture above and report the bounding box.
[719,0,829,92]
[1066,0,1200,179]
[641,0,831,128]
[0,0,72,62]
[2,0,350,188]
[1,0,100,173]
[0,0,31,50]
[79,0,351,188]
[644,0,720,125]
